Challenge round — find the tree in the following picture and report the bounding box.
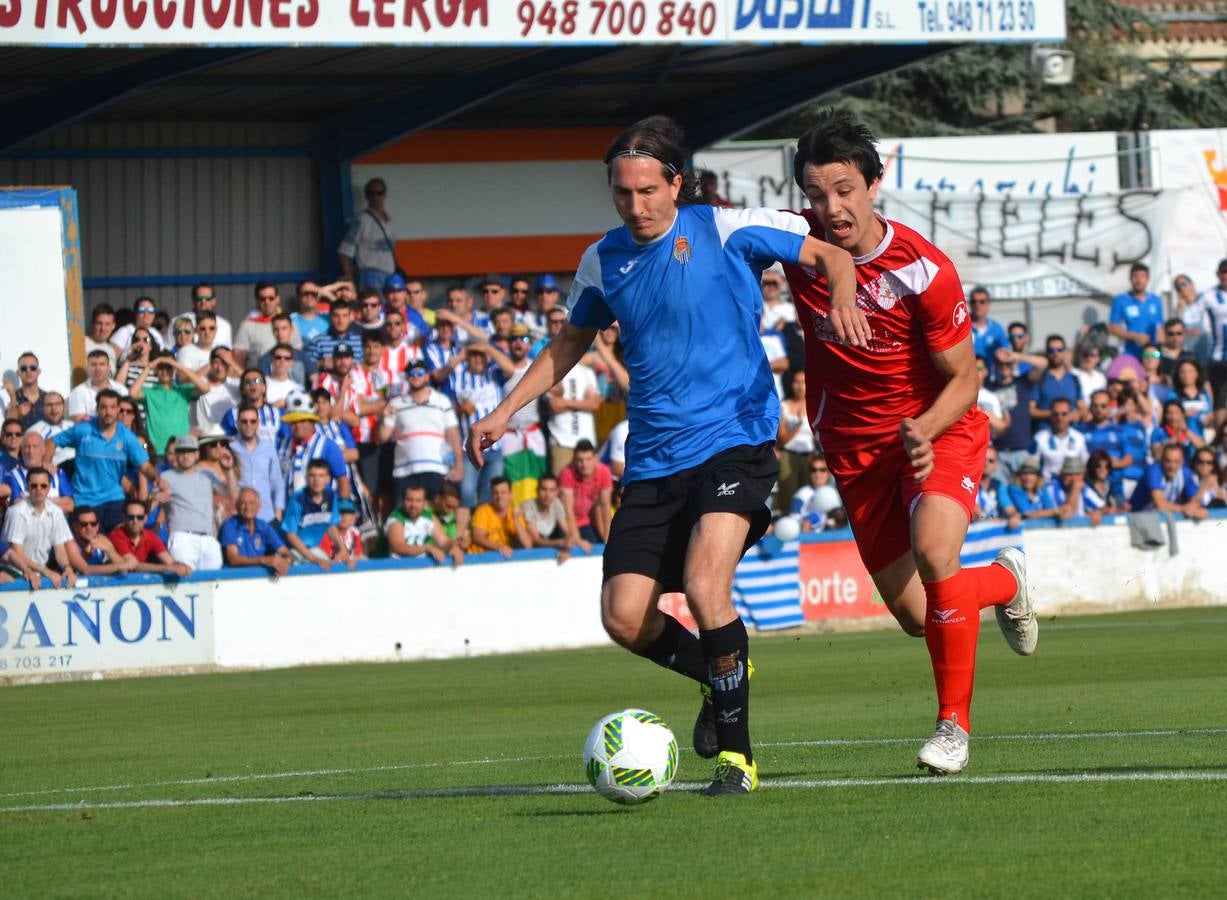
[751,1,1227,138]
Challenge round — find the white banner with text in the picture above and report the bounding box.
[0,0,1065,46]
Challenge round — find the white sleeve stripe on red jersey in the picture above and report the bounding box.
[889,256,942,296]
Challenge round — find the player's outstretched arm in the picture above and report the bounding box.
[798,236,870,347]
[466,322,598,467]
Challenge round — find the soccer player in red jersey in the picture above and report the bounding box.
[782,110,1038,774]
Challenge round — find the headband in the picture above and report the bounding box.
[610,148,679,178]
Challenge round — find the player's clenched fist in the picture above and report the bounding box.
[900,418,934,483]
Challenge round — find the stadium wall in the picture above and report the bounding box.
[1,513,1224,685]
[0,121,319,330]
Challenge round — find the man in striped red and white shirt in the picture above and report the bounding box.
[379,309,424,396]
[315,337,389,515]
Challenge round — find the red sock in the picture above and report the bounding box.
[922,571,981,732]
[964,562,1020,610]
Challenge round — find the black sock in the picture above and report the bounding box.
[699,618,752,763]
[636,614,708,684]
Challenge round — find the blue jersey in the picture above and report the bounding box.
[1109,291,1164,358]
[567,205,808,483]
[971,319,1009,383]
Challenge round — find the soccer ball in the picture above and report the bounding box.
[583,709,678,804]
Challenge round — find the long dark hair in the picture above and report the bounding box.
[603,115,700,203]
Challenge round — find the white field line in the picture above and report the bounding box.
[4,770,1227,813]
[1,727,1223,802]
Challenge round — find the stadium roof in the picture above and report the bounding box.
[0,43,951,156]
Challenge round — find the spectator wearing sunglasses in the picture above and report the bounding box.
[108,497,191,576]
[112,296,167,356]
[1190,450,1226,509]
[8,351,48,429]
[1,465,75,589]
[170,284,234,349]
[338,177,398,292]
[1031,335,1081,425]
[967,287,1009,383]
[65,506,134,577]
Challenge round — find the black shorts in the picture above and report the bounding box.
[602,441,777,592]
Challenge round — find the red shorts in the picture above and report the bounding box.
[825,417,989,574]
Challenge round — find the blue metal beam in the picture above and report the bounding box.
[679,44,951,148]
[0,48,260,153]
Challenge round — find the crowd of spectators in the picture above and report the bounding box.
[3,222,1224,587]
[964,259,1227,527]
[0,268,630,588]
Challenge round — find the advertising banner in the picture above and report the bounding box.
[0,0,1065,47]
[0,581,214,680]
[1148,128,1227,288]
[796,538,887,621]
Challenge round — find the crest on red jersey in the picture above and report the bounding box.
[952,301,968,328]
[673,236,691,264]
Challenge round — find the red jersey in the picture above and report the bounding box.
[784,212,980,453]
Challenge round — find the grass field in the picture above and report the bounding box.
[3,606,1225,897]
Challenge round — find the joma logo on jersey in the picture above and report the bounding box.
[673,236,691,264]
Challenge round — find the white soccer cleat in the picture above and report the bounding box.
[993,547,1038,656]
[916,715,970,775]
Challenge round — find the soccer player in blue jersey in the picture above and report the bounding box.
[468,116,868,796]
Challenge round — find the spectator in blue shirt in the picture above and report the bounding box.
[1080,389,1134,494]
[1115,388,1150,496]
[281,458,354,571]
[996,321,1048,380]
[49,389,169,533]
[1109,262,1165,359]
[1031,335,1081,427]
[1129,442,1205,518]
[991,359,1037,480]
[968,286,1009,383]
[1006,459,1060,520]
[220,487,292,576]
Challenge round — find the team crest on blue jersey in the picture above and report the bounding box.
[673,236,691,264]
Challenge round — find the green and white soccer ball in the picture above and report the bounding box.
[583,709,678,805]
